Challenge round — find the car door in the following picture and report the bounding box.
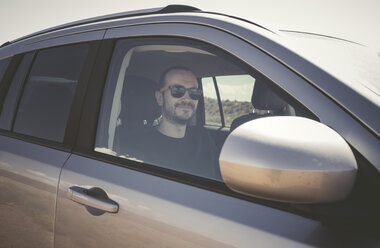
[55,20,380,248]
[0,32,103,247]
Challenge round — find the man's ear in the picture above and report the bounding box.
[155,91,163,106]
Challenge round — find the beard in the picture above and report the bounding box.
[163,100,196,125]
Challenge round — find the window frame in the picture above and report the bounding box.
[0,41,100,151]
[73,35,320,219]
[0,52,35,131]
[93,37,269,153]
[0,55,23,117]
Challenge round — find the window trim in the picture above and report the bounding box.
[0,52,35,131]
[0,128,72,152]
[64,40,104,147]
[10,52,37,132]
[74,39,116,151]
[0,55,23,116]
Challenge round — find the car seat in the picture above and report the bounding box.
[113,75,161,153]
[230,80,292,132]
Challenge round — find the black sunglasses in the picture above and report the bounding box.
[160,84,203,100]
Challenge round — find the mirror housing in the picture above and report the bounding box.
[219,117,357,204]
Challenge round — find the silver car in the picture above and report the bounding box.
[0,5,379,248]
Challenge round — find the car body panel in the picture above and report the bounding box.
[56,154,324,248]
[0,135,70,247]
[56,154,380,248]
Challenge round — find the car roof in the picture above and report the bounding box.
[0,5,202,47]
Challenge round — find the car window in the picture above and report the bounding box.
[0,53,34,130]
[202,77,222,126]
[13,43,90,142]
[203,74,255,127]
[95,37,303,180]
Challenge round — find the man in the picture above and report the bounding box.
[155,67,202,139]
[124,67,221,180]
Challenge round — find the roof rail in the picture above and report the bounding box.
[2,5,201,47]
[159,5,200,13]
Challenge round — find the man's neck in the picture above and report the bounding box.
[157,118,187,138]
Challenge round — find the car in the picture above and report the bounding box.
[0,4,379,248]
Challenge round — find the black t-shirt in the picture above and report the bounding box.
[121,126,221,180]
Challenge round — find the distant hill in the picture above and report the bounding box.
[204,97,253,126]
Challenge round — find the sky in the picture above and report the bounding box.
[0,0,379,52]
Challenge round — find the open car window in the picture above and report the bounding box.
[95,37,305,180]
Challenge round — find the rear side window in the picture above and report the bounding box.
[13,43,90,142]
[0,53,34,130]
[203,75,255,127]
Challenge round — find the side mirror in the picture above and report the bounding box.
[219,117,357,204]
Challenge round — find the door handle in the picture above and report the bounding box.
[67,186,119,213]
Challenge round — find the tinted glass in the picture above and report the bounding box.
[0,53,34,130]
[13,43,90,142]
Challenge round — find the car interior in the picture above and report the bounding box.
[230,79,296,131]
[103,41,298,158]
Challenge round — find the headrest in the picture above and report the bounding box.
[251,81,288,112]
[120,75,161,123]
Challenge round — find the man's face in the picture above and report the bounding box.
[156,69,199,125]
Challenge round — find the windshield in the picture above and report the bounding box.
[281,32,380,105]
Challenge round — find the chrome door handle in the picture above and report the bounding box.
[67,186,119,213]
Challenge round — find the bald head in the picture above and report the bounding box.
[158,67,198,90]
